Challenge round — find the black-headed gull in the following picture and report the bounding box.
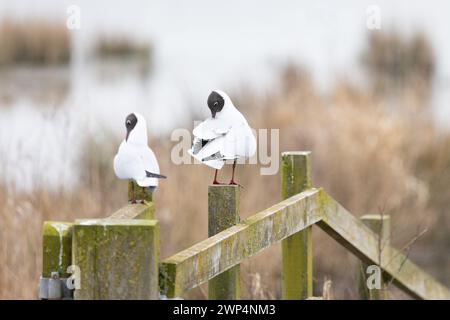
[114,113,166,198]
[189,90,256,185]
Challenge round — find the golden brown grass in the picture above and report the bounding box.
[0,18,70,67]
[361,31,435,101]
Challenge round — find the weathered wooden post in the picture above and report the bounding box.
[128,180,153,203]
[73,218,160,299]
[40,221,73,299]
[72,183,159,300]
[41,181,158,300]
[281,151,313,299]
[358,214,391,300]
[208,185,240,300]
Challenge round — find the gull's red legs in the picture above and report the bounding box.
[213,169,224,185]
[229,159,240,186]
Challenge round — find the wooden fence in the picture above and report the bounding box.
[39,151,450,300]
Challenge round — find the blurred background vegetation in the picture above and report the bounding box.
[0,1,449,299]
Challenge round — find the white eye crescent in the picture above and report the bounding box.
[126,120,131,125]
[214,102,218,106]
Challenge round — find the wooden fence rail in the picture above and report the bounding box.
[39,151,450,300]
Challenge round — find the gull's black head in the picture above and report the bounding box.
[125,113,138,141]
[207,91,224,118]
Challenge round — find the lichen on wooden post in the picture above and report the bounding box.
[42,221,73,278]
[358,214,391,300]
[108,202,155,220]
[208,185,240,300]
[73,219,160,300]
[128,180,153,203]
[159,189,322,298]
[281,151,313,299]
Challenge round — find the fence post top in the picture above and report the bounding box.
[43,221,73,237]
[74,218,159,227]
[282,151,311,157]
[208,184,240,194]
[208,184,240,190]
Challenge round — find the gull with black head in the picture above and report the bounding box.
[189,90,256,185]
[114,112,166,202]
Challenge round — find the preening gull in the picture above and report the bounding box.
[189,90,256,185]
[114,113,166,197]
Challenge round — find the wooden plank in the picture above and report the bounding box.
[108,203,155,220]
[73,219,160,300]
[317,192,450,300]
[208,185,241,300]
[159,188,323,298]
[358,215,391,300]
[281,151,313,299]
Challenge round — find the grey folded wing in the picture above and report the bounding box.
[145,171,167,179]
[201,151,225,162]
[192,138,210,155]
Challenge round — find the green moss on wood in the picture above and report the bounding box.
[209,266,241,300]
[43,221,73,278]
[159,262,177,298]
[208,185,240,234]
[159,188,322,298]
[128,180,153,202]
[282,229,312,299]
[281,152,313,299]
[108,203,155,220]
[208,185,241,300]
[73,219,159,300]
[281,151,312,198]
